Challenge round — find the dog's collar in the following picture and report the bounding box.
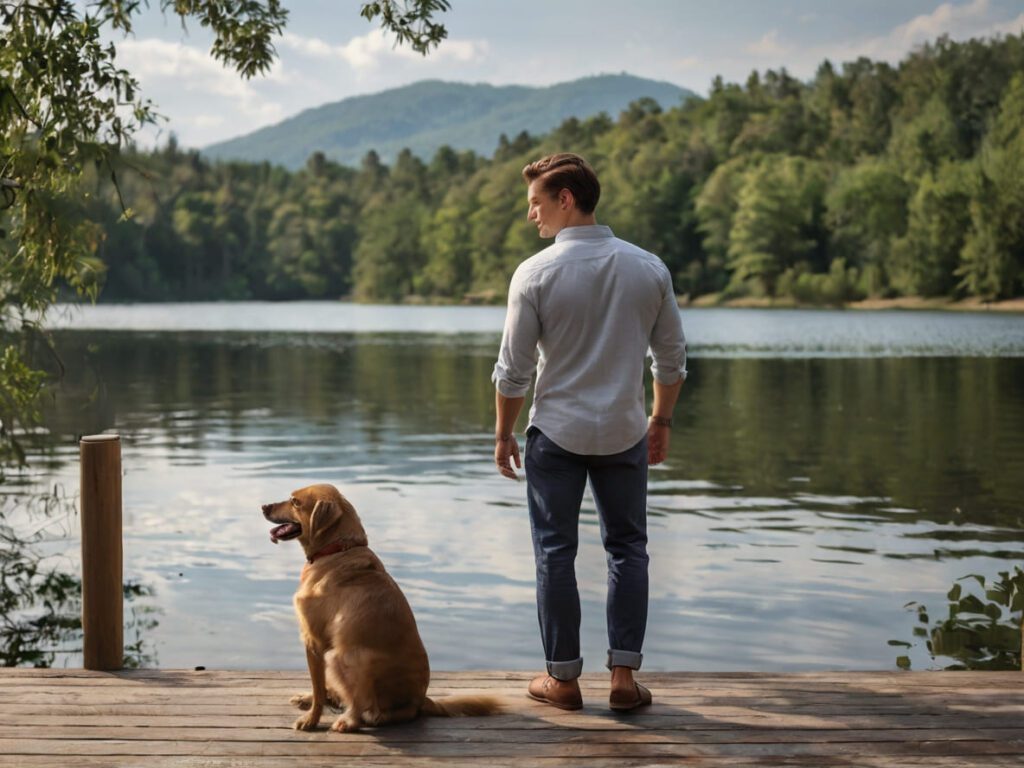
[306,538,363,565]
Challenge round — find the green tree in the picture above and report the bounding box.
[264,202,311,297]
[353,195,427,301]
[898,35,1024,159]
[888,95,961,177]
[838,58,898,157]
[956,74,1024,299]
[465,160,524,294]
[418,191,475,298]
[694,156,750,290]
[826,160,910,295]
[172,191,218,297]
[704,76,755,161]
[726,155,828,296]
[890,162,973,296]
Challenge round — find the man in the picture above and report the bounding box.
[491,153,687,711]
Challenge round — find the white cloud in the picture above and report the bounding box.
[189,115,226,129]
[673,56,702,71]
[826,0,1022,64]
[720,0,1024,85]
[431,37,489,63]
[116,38,287,143]
[990,11,1024,35]
[894,0,991,45]
[746,30,789,58]
[279,29,488,72]
[120,38,287,93]
[278,32,340,60]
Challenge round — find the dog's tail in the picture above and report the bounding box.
[420,695,502,718]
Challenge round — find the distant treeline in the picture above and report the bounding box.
[87,34,1024,304]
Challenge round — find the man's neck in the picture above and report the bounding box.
[554,212,597,236]
[567,212,597,228]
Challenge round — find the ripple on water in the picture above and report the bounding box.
[14,326,1023,671]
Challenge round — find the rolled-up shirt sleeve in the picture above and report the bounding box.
[649,271,687,385]
[492,273,540,397]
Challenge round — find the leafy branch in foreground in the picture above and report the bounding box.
[0,0,448,469]
[361,0,451,54]
[0,487,159,668]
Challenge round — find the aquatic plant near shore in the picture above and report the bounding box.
[0,487,159,668]
[894,567,1024,671]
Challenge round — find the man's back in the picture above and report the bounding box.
[493,224,686,456]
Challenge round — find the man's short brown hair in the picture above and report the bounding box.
[522,153,601,215]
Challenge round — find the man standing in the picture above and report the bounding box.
[492,153,687,711]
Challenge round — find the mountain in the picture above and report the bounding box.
[201,73,694,169]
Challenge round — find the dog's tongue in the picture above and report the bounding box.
[269,523,301,543]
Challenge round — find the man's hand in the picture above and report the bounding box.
[494,392,525,479]
[647,422,670,465]
[495,435,522,479]
[648,378,682,466]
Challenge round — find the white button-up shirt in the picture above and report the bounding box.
[492,224,687,456]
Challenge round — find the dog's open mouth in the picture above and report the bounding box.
[269,523,302,543]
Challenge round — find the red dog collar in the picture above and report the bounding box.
[301,539,363,581]
[304,539,363,570]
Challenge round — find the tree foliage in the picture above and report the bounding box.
[0,0,451,466]
[41,32,1022,314]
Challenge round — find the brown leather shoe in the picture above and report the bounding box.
[609,681,652,712]
[527,674,583,710]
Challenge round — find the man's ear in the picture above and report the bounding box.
[309,499,342,540]
[559,188,574,209]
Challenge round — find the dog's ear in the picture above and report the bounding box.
[309,499,343,540]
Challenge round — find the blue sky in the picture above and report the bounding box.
[114,0,1024,149]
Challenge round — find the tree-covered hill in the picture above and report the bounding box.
[88,33,1024,305]
[200,74,693,168]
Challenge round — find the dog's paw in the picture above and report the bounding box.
[292,713,321,731]
[290,693,313,710]
[330,716,360,733]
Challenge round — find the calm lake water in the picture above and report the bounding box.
[13,303,1024,671]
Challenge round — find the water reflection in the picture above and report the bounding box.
[23,330,1024,671]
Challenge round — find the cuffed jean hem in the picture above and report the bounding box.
[606,649,643,670]
[546,657,584,681]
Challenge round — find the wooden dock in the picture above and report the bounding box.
[2,669,1023,766]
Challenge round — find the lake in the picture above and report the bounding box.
[10,302,1024,672]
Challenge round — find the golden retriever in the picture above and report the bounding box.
[261,483,500,732]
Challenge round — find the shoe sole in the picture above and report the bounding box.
[609,683,653,711]
[526,691,583,711]
[608,699,651,712]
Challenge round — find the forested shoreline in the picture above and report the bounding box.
[86,33,1023,305]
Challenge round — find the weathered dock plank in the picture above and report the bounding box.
[1,670,1021,767]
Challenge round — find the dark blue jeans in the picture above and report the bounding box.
[525,427,649,681]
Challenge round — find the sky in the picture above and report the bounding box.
[113,0,1024,150]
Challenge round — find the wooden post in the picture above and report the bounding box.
[80,434,123,670]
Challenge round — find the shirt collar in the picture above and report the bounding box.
[554,224,614,244]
